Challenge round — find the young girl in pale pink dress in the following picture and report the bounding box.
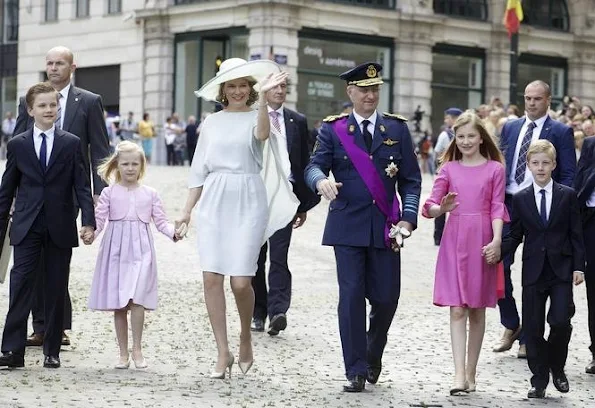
[422,111,509,395]
[88,141,183,369]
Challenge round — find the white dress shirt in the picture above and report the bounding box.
[33,125,55,165]
[587,190,595,208]
[533,180,552,221]
[353,110,377,137]
[57,83,71,129]
[267,105,293,182]
[507,114,549,195]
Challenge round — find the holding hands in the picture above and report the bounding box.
[80,226,94,245]
[481,240,501,265]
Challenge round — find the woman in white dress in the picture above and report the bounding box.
[177,58,292,379]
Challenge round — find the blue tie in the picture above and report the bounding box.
[39,133,47,173]
[515,121,536,185]
[540,189,547,225]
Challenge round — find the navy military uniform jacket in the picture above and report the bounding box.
[305,111,421,248]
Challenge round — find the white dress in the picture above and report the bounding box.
[189,110,298,276]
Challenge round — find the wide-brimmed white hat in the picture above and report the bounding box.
[194,58,281,102]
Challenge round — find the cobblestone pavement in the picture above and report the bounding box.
[0,164,594,408]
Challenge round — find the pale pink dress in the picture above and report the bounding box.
[422,160,509,308]
[88,184,175,311]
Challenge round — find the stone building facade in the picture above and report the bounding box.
[10,0,595,140]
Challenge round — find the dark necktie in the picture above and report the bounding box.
[39,133,47,173]
[362,119,372,152]
[514,121,536,185]
[540,189,547,225]
[55,94,63,129]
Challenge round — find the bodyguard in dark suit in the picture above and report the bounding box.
[251,78,320,335]
[0,83,95,368]
[495,80,576,357]
[574,135,595,373]
[13,46,110,346]
[501,140,584,398]
[305,62,421,392]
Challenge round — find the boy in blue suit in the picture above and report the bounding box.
[492,140,585,398]
[0,82,95,369]
[305,62,421,392]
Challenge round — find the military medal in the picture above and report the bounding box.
[383,138,398,146]
[348,124,355,134]
[385,162,398,178]
[379,124,386,133]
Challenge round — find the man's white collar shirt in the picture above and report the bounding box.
[353,110,378,137]
[57,83,71,129]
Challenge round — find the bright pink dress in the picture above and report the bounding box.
[88,184,175,311]
[422,160,509,308]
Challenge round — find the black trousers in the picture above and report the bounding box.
[2,212,72,357]
[522,260,573,389]
[582,207,595,356]
[31,255,72,334]
[252,221,293,321]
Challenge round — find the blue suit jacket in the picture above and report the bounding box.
[305,112,421,248]
[0,128,96,248]
[574,136,595,206]
[502,182,585,286]
[500,116,575,188]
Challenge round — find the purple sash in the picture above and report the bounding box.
[333,119,401,248]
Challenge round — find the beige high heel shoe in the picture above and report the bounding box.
[210,352,234,379]
[238,359,254,375]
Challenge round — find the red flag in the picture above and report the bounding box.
[504,0,524,37]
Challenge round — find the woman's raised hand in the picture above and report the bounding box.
[259,72,289,93]
[439,192,458,214]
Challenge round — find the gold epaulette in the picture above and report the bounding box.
[383,112,408,121]
[322,112,349,123]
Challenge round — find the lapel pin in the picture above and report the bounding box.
[379,124,386,133]
[290,118,294,122]
[348,124,355,134]
[75,97,79,102]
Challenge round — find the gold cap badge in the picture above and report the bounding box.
[366,65,377,78]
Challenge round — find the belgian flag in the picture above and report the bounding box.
[504,0,524,37]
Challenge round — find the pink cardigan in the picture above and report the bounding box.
[94,184,175,240]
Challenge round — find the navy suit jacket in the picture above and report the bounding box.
[500,116,575,188]
[283,107,320,213]
[305,112,421,248]
[574,136,595,206]
[14,86,110,195]
[501,182,585,286]
[0,128,96,248]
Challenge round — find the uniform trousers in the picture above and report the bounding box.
[334,245,400,379]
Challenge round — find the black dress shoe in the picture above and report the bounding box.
[586,359,595,374]
[268,313,287,336]
[527,387,546,398]
[0,352,24,368]
[43,355,61,368]
[343,375,366,392]
[551,370,569,393]
[251,318,265,332]
[366,357,382,384]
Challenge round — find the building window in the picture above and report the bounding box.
[297,31,393,123]
[174,30,249,119]
[3,0,19,42]
[522,0,569,31]
[515,54,567,110]
[76,0,90,18]
[433,0,488,21]
[318,0,395,8]
[45,0,59,22]
[1,77,17,117]
[108,0,122,14]
[431,44,485,135]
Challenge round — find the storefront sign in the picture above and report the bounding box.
[307,81,334,98]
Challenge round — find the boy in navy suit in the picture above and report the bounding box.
[0,82,95,369]
[488,140,585,398]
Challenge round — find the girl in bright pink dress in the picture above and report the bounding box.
[89,141,182,369]
[422,111,509,395]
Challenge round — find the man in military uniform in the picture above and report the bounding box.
[305,62,422,392]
